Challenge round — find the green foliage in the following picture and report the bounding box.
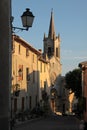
[65,68,82,98]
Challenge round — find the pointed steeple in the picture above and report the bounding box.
[48,9,56,39]
[43,33,46,41]
[58,33,60,42]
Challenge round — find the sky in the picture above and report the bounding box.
[12,0,87,76]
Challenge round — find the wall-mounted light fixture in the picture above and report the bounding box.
[12,8,35,31]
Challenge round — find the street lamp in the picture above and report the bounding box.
[12,8,35,31]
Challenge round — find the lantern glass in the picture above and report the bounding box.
[21,8,34,30]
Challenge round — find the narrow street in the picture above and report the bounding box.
[13,114,80,130]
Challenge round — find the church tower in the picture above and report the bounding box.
[43,10,60,60]
[43,10,61,85]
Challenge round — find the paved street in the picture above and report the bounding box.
[13,114,80,130]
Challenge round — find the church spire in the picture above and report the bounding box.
[48,9,56,39]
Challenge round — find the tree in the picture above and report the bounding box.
[65,68,82,98]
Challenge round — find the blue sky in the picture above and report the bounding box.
[12,0,87,76]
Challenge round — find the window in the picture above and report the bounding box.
[29,96,32,109]
[33,54,34,63]
[18,44,21,54]
[26,48,29,56]
[12,43,15,53]
[26,67,30,81]
[18,65,23,80]
[40,62,42,72]
[48,47,51,56]
[44,81,46,91]
[41,80,42,89]
[56,48,58,57]
[33,70,35,83]
[14,98,17,112]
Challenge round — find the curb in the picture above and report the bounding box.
[14,117,43,128]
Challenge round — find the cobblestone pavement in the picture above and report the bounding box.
[13,114,81,130]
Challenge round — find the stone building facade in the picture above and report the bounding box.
[11,11,70,115]
[12,35,51,114]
